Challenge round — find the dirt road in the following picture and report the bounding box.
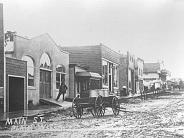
[1,91,184,138]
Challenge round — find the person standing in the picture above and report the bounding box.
[56,81,67,101]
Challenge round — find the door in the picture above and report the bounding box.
[9,76,24,112]
[40,70,51,98]
[109,75,112,92]
[131,70,134,93]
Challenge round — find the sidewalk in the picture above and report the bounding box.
[118,90,168,102]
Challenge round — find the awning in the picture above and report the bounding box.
[76,72,102,78]
[151,80,162,84]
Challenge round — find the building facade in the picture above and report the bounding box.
[119,52,136,96]
[0,4,4,112]
[68,64,101,98]
[62,44,120,97]
[5,33,69,105]
[0,5,28,113]
[135,58,144,94]
[6,57,27,112]
[143,63,162,89]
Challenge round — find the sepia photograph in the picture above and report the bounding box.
[0,0,184,137]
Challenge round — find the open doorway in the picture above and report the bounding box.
[109,75,112,92]
[9,76,24,112]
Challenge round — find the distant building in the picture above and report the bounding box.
[62,44,120,96]
[119,52,136,96]
[166,80,175,90]
[143,63,162,89]
[135,58,144,94]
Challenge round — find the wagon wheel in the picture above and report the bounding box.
[92,103,105,117]
[72,97,83,119]
[99,104,105,117]
[112,96,120,116]
[94,95,104,117]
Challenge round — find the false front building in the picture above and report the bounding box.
[62,44,120,98]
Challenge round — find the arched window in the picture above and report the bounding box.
[56,64,66,89]
[40,53,51,69]
[22,56,34,86]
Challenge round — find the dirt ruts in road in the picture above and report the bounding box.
[2,91,184,137]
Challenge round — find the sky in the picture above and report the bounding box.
[1,0,184,79]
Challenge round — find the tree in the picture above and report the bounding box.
[160,69,170,82]
[179,79,184,90]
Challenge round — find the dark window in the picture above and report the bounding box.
[56,65,66,89]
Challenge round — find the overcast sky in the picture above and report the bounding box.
[1,0,184,79]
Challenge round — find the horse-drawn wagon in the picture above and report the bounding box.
[72,89,120,118]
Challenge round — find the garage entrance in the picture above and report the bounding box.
[9,76,24,112]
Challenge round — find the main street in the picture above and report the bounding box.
[1,90,184,138]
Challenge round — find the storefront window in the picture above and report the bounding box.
[56,64,66,89]
[90,79,100,90]
[22,56,34,86]
[102,60,108,86]
[113,65,118,87]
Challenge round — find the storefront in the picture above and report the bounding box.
[6,58,27,112]
[76,72,101,98]
[68,64,102,99]
[63,45,120,95]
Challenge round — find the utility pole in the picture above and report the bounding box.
[0,3,6,112]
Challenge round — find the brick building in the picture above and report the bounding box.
[5,33,69,105]
[62,44,120,97]
[119,52,136,96]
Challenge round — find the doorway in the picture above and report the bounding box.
[131,70,134,93]
[109,75,112,92]
[9,76,24,112]
[40,69,51,99]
